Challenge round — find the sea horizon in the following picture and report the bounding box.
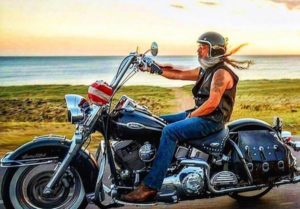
[1,55,300,87]
[1,54,300,57]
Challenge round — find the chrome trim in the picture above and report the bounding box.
[278,161,285,170]
[43,131,83,195]
[262,162,270,172]
[112,121,163,132]
[113,198,156,206]
[139,142,156,162]
[117,95,166,127]
[162,165,205,196]
[84,105,101,127]
[180,159,300,194]
[0,157,59,168]
[247,163,254,172]
[210,142,220,148]
[95,147,107,202]
[65,94,84,123]
[103,184,111,194]
[126,122,145,130]
[110,55,135,89]
[211,171,238,186]
[228,139,253,184]
[33,134,67,142]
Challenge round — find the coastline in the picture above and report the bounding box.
[2,55,300,87]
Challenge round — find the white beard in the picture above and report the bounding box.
[198,56,222,70]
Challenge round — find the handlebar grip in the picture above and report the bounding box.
[150,63,163,75]
[138,62,145,68]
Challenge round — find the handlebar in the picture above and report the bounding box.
[150,62,163,75]
[138,56,163,75]
[110,53,163,94]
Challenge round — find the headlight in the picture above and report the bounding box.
[65,94,84,124]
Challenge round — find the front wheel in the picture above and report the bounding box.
[228,186,273,201]
[3,163,87,209]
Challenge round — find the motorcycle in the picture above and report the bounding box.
[1,42,300,209]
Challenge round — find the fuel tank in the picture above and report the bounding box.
[110,108,166,142]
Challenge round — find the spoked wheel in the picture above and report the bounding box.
[3,163,87,209]
[228,186,273,201]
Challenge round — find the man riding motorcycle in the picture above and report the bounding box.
[121,31,251,202]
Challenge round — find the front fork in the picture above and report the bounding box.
[42,129,85,196]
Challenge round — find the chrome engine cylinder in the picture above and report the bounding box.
[139,141,156,162]
[161,166,205,196]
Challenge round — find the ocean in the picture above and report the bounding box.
[1,55,300,87]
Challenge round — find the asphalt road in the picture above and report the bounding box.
[1,137,300,209]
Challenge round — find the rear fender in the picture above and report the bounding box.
[1,135,99,193]
[227,118,275,132]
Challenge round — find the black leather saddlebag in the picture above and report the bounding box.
[230,130,292,183]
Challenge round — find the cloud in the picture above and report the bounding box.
[170,4,185,9]
[198,1,218,6]
[269,0,300,10]
[170,1,218,10]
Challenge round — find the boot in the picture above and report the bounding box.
[120,183,157,203]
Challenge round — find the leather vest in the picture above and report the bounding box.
[192,62,239,124]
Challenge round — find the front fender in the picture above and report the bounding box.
[1,135,99,193]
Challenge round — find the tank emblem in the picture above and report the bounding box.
[126,122,145,129]
[22,153,47,159]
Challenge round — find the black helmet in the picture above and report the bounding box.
[197,32,227,57]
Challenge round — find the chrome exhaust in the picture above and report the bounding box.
[180,159,300,195]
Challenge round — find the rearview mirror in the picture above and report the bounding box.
[151,42,158,56]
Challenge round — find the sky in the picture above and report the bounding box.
[1,0,300,56]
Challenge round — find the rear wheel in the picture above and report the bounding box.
[228,186,273,201]
[3,163,87,209]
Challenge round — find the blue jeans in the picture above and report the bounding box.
[143,111,224,190]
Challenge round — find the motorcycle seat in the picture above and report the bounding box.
[187,127,229,156]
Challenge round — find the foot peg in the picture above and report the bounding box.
[156,190,178,203]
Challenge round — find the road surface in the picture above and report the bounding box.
[1,137,300,209]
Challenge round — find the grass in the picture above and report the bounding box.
[0,85,175,122]
[0,85,175,155]
[0,122,75,151]
[182,79,300,134]
[1,80,300,156]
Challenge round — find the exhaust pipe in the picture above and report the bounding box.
[180,159,300,195]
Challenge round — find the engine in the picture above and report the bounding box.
[139,141,156,162]
[112,140,157,171]
[160,163,206,197]
[112,140,208,195]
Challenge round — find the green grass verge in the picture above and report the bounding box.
[0,80,299,156]
[182,79,300,134]
[0,85,175,155]
[0,85,175,122]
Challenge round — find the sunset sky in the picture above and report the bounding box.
[1,0,300,56]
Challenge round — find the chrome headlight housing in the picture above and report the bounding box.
[65,94,85,124]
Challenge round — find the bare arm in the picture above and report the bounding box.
[156,63,200,81]
[189,69,233,117]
